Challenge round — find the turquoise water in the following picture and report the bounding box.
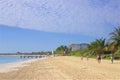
[0,56,36,64]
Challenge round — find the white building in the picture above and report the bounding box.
[69,43,88,51]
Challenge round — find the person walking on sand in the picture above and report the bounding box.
[97,53,101,63]
[110,52,114,64]
[81,55,83,60]
[86,56,89,61]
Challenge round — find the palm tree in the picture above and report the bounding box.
[105,41,117,52]
[56,45,68,55]
[88,38,106,55]
[109,26,120,51]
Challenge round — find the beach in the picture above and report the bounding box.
[0,56,120,80]
[0,59,38,73]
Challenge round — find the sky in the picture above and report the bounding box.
[0,0,120,53]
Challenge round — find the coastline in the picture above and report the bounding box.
[0,55,47,65]
[0,58,42,73]
[0,56,120,80]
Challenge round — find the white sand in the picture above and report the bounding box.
[0,56,120,80]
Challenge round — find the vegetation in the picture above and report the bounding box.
[30,51,52,55]
[56,45,68,55]
[67,49,89,56]
[87,38,106,55]
[18,51,52,55]
[66,26,120,60]
[109,27,120,51]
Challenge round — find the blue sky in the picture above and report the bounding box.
[0,0,120,53]
[0,25,95,53]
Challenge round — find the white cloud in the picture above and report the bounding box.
[0,0,120,37]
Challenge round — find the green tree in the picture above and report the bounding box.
[56,45,68,55]
[104,41,118,53]
[87,38,106,55]
[109,27,120,50]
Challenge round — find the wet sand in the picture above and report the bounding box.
[0,56,120,80]
[0,59,38,73]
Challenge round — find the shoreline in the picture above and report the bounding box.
[0,58,45,73]
[0,55,48,65]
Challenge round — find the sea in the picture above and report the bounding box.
[0,55,37,64]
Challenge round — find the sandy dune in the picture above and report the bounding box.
[0,56,120,80]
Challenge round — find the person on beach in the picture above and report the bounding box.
[97,53,101,63]
[110,52,114,64]
[86,56,89,61]
[81,55,83,60]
